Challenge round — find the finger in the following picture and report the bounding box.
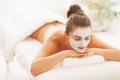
[81,51,88,54]
[77,53,88,57]
[76,54,89,58]
[88,52,95,56]
[84,48,90,52]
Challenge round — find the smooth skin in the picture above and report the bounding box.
[30,21,120,76]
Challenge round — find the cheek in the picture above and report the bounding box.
[78,39,90,47]
[84,40,90,46]
[69,37,79,47]
[69,37,91,48]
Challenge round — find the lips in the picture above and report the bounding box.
[78,47,85,50]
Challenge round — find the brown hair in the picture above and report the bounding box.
[66,4,91,35]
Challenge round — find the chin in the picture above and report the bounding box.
[78,48,86,53]
[77,50,85,54]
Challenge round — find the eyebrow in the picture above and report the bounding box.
[85,35,90,38]
[73,35,90,38]
[73,35,82,38]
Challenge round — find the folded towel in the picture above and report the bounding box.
[62,55,105,68]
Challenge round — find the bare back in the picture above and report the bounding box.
[31,21,65,43]
[31,21,71,57]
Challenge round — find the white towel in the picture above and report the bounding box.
[62,55,105,68]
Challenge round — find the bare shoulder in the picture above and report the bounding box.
[48,29,66,43]
[36,30,66,58]
[90,33,114,49]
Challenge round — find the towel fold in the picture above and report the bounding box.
[62,55,105,68]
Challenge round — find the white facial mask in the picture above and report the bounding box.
[69,28,91,53]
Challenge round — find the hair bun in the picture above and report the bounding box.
[67,4,84,18]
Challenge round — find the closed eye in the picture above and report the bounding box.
[85,36,90,40]
[73,35,82,41]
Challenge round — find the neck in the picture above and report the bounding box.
[65,34,73,50]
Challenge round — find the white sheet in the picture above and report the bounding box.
[14,37,120,80]
[35,61,120,80]
[15,37,42,77]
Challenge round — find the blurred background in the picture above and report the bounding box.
[0,0,120,80]
[0,0,120,34]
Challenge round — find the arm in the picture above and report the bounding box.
[88,48,120,61]
[31,37,84,76]
[90,33,114,49]
[31,50,67,76]
[30,36,63,76]
[87,34,120,61]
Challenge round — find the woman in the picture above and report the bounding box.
[30,4,120,76]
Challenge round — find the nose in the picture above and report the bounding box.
[79,40,86,47]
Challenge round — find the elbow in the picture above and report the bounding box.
[31,68,37,76]
[30,62,40,76]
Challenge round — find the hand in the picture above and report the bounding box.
[84,48,100,56]
[60,50,88,58]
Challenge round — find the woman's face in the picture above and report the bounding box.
[69,27,91,53]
